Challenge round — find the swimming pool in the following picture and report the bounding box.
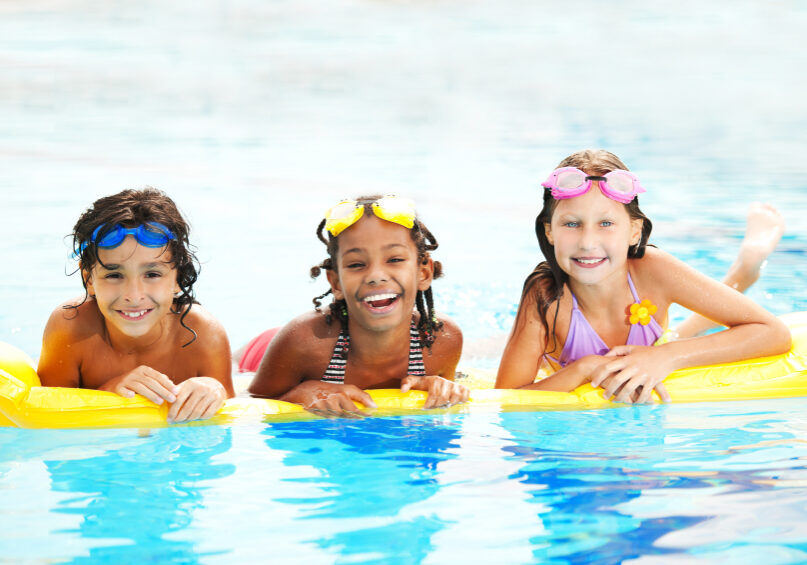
[1,1,806,562]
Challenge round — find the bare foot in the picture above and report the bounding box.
[730,202,785,290]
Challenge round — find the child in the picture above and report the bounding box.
[247,195,468,415]
[38,188,234,423]
[495,150,791,402]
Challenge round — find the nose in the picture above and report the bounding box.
[365,261,389,286]
[123,277,146,303]
[578,224,599,251]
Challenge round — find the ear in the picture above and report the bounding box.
[326,268,344,300]
[82,269,95,297]
[629,218,643,247]
[544,222,554,246]
[417,257,434,292]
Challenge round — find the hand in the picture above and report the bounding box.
[100,365,179,405]
[400,375,470,409]
[167,377,227,423]
[283,380,378,418]
[590,345,673,404]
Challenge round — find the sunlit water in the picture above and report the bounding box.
[1,1,806,563]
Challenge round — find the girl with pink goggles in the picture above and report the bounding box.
[541,167,646,204]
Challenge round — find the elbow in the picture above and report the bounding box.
[767,319,792,356]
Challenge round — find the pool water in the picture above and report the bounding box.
[1,1,807,563]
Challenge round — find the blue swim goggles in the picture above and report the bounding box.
[78,222,176,254]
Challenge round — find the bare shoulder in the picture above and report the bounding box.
[248,309,338,397]
[629,246,693,288]
[43,297,104,342]
[178,304,229,350]
[424,313,463,378]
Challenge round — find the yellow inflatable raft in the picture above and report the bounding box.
[2,313,806,429]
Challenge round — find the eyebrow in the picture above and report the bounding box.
[342,243,409,255]
[99,262,171,270]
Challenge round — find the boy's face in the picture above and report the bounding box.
[85,236,179,342]
[327,214,433,335]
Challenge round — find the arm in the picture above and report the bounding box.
[37,305,83,388]
[247,315,377,416]
[167,309,234,423]
[400,315,469,408]
[593,250,791,403]
[496,286,551,389]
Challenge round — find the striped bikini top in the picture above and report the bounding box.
[322,318,427,383]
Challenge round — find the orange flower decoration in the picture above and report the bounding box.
[629,299,657,326]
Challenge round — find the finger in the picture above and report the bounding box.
[336,394,362,415]
[636,382,655,404]
[425,382,450,409]
[605,346,632,358]
[591,362,619,388]
[167,386,192,422]
[141,367,179,396]
[400,376,415,393]
[116,385,136,399]
[200,396,222,420]
[347,386,377,409]
[603,369,633,400]
[141,377,179,403]
[175,392,203,423]
[655,383,672,403]
[612,370,642,403]
[126,381,167,405]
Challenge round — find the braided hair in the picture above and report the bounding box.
[68,187,201,346]
[525,149,654,356]
[310,195,444,351]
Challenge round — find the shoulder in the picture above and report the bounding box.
[265,310,340,368]
[178,304,230,352]
[424,313,463,378]
[630,246,700,288]
[43,297,104,342]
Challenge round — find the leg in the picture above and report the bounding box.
[676,203,784,338]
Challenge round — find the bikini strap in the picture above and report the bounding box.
[408,320,426,376]
[321,327,350,383]
[321,317,426,382]
[626,272,640,302]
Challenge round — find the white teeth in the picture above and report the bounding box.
[121,310,148,318]
[576,258,604,264]
[363,293,397,302]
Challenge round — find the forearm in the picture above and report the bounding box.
[517,358,594,392]
[659,319,791,371]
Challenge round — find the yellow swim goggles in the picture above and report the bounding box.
[324,195,417,237]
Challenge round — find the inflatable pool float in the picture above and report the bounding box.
[2,313,806,429]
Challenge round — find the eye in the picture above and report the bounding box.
[563,221,580,228]
[388,256,406,264]
[600,220,614,227]
[145,271,163,279]
[104,273,122,280]
[346,261,365,269]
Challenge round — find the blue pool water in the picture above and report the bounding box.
[1,1,807,563]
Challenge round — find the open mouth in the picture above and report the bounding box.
[572,257,606,268]
[118,309,152,321]
[362,293,401,312]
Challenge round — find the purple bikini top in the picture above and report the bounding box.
[545,273,664,368]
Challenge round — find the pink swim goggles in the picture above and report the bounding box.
[541,167,646,204]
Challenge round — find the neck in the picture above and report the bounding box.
[103,317,174,355]
[346,318,412,367]
[567,267,632,314]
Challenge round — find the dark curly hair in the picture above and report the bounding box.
[524,149,654,355]
[68,187,201,346]
[309,195,444,352]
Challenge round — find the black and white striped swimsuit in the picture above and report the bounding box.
[321,319,426,383]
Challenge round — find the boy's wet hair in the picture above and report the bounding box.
[525,149,654,354]
[310,195,444,351]
[68,187,201,346]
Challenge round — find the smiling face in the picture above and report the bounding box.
[544,181,643,286]
[85,236,179,342]
[326,214,433,334]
